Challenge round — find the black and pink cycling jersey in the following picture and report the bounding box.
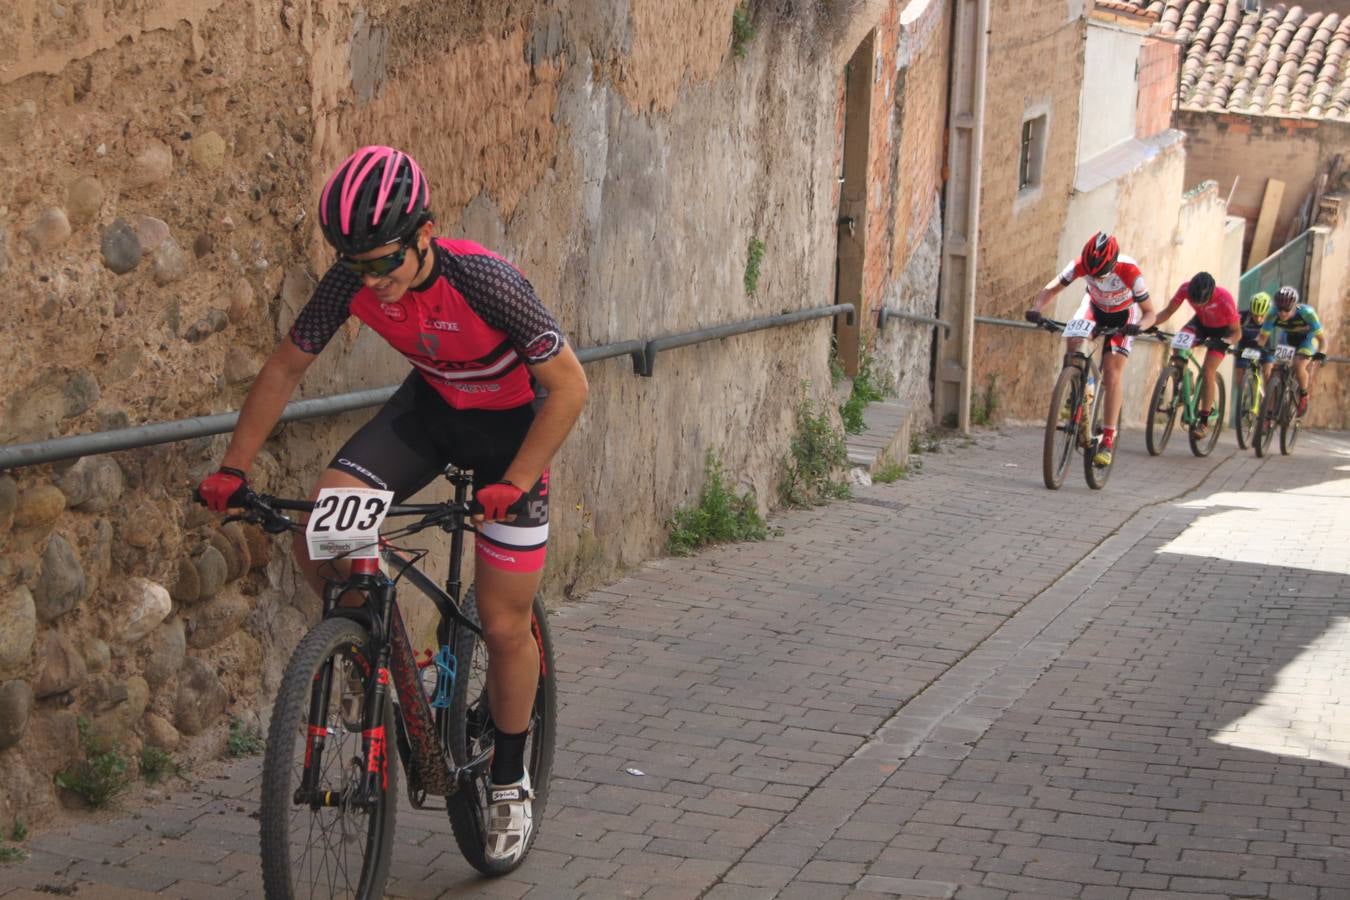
[289,238,565,411]
[1058,254,1149,313]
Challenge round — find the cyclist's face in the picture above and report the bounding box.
[349,229,427,300]
[1277,305,1295,319]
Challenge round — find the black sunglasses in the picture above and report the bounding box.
[339,239,414,277]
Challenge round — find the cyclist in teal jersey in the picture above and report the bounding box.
[1257,286,1328,416]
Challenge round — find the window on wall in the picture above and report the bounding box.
[1019,115,1047,192]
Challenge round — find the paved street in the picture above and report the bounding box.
[3,426,1348,899]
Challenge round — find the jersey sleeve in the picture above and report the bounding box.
[288,264,363,354]
[450,254,566,364]
[1301,306,1324,334]
[1058,260,1083,286]
[1129,270,1149,301]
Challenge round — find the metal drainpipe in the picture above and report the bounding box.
[959,0,990,433]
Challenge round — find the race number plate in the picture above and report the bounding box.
[1063,318,1095,339]
[1274,344,1296,361]
[1171,331,1196,350]
[305,487,394,560]
[1241,347,1262,361]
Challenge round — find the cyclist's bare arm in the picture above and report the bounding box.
[1152,295,1183,328]
[1224,321,1242,346]
[501,343,589,491]
[1134,296,1158,333]
[221,337,319,474]
[1030,277,1067,315]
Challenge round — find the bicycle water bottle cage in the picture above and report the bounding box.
[431,645,456,709]
[1063,351,1090,369]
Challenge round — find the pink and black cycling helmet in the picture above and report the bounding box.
[1081,231,1119,277]
[318,146,430,256]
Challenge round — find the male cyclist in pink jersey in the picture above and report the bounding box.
[1025,232,1157,467]
[198,147,588,864]
[1151,272,1241,440]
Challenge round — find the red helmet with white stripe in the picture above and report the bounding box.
[1081,232,1119,277]
[318,146,430,256]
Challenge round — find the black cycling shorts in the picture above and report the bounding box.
[328,373,550,572]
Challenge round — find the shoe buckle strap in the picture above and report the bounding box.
[489,784,532,804]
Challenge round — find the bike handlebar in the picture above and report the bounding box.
[207,487,475,536]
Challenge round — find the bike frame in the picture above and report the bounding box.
[267,471,491,813]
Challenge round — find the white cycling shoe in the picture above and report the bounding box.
[485,770,534,864]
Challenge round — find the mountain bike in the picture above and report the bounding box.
[1232,345,1266,450]
[1254,346,1325,457]
[210,467,556,898]
[1144,330,1226,458]
[1038,317,1124,491]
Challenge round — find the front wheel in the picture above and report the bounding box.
[1279,381,1301,455]
[1042,366,1082,490]
[260,617,397,900]
[1234,371,1257,450]
[1188,372,1226,458]
[1254,372,1281,458]
[445,588,557,876]
[1145,365,1181,456]
[1084,391,1115,490]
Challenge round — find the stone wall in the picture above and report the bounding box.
[1305,194,1350,430]
[870,0,951,419]
[0,0,948,824]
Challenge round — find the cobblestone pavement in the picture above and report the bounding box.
[3,427,1348,899]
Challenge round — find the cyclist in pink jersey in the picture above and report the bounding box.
[1151,272,1241,439]
[1025,232,1157,466]
[198,147,588,864]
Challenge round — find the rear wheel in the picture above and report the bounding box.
[445,588,557,876]
[1042,366,1082,490]
[260,617,396,900]
[1234,371,1257,450]
[1188,372,1226,457]
[1145,364,1182,456]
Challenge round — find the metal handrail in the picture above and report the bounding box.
[877,308,951,337]
[638,304,854,376]
[0,305,852,470]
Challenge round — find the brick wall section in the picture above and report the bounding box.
[1178,110,1350,262]
[849,0,950,347]
[1136,37,1178,139]
[972,2,1086,413]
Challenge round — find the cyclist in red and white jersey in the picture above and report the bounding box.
[1025,232,1157,466]
[197,147,588,864]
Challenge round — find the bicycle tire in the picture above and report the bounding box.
[445,587,557,876]
[260,617,397,900]
[1042,366,1082,490]
[1280,380,1301,455]
[1254,370,1281,458]
[1188,373,1226,457]
[1084,389,1114,490]
[1145,365,1181,456]
[1234,372,1257,450]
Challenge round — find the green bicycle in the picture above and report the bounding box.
[1232,345,1266,450]
[1145,330,1226,458]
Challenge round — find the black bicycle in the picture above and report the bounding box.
[1037,317,1125,490]
[215,467,556,898]
[1254,346,1325,457]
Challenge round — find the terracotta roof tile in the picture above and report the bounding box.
[1114,1,1350,120]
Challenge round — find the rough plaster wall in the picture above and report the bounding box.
[1306,209,1349,430]
[1079,26,1140,161]
[0,0,899,824]
[972,1,1084,420]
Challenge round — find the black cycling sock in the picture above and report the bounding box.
[491,728,528,785]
